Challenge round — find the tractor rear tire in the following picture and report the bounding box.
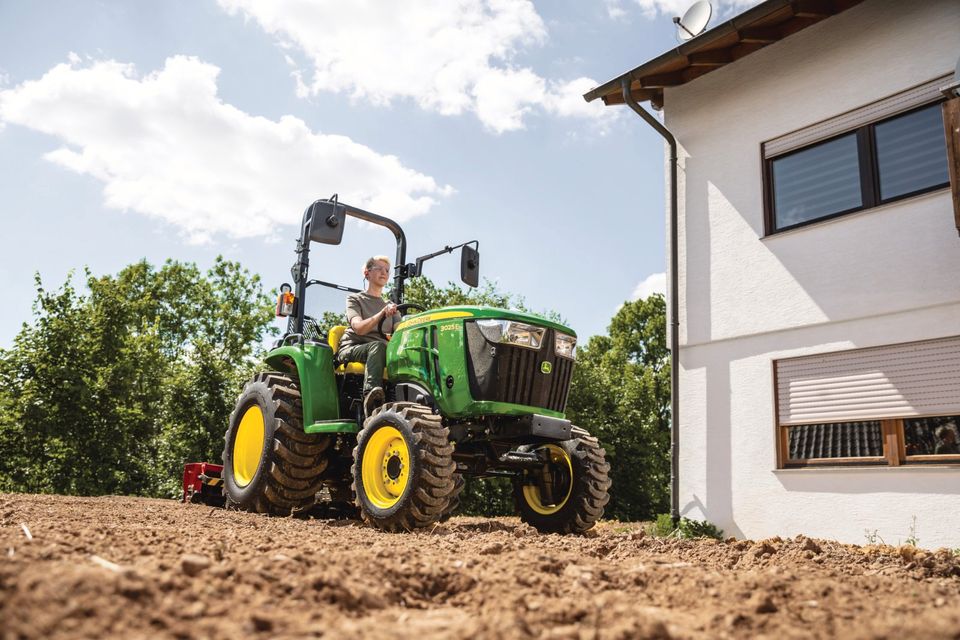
[352,402,457,532]
[511,427,611,534]
[439,473,465,522]
[222,372,332,515]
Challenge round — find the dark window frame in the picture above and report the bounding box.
[763,101,950,235]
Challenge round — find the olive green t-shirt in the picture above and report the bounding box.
[338,292,396,350]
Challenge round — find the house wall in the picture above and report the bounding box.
[663,0,960,548]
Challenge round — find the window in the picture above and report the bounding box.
[775,336,960,468]
[874,106,950,201]
[765,102,950,233]
[781,418,960,467]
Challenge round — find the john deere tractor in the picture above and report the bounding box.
[221,196,610,533]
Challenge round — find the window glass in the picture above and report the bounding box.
[772,134,862,230]
[786,421,883,460]
[875,105,949,201]
[903,416,960,456]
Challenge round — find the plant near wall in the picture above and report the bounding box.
[864,529,886,546]
[903,515,920,547]
[648,513,676,538]
[647,514,724,540]
[678,518,724,540]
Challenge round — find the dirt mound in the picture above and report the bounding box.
[2,494,958,638]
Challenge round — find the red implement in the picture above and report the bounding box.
[182,462,225,506]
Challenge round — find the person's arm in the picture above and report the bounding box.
[349,301,397,336]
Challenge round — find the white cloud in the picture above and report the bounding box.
[608,0,763,20]
[631,272,666,300]
[217,0,610,133]
[544,76,619,132]
[0,56,452,243]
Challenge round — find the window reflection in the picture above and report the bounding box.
[875,104,950,201]
[904,416,960,456]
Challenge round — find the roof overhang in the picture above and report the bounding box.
[583,0,866,108]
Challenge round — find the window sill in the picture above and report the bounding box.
[774,464,960,474]
[761,187,950,241]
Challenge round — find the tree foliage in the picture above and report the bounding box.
[565,295,671,521]
[0,258,275,497]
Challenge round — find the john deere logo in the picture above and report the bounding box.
[540,361,552,374]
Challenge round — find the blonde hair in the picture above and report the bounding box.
[363,255,391,274]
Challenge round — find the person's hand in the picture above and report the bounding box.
[384,302,398,317]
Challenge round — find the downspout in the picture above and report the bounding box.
[621,78,680,526]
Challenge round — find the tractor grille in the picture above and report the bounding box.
[464,322,574,413]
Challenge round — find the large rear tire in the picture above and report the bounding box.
[512,428,611,534]
[352,402,457,532]
[222,372,332,515]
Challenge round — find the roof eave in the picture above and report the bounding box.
[583,0,858,106]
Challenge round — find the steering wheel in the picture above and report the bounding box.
[378,302,427,336]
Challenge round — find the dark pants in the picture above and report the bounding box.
[337,341,386,394]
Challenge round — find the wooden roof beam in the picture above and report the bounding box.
[601,87,658,106]
[640,72,686,88]
[791,0,836,18]
[738,26,781,43]
[686,50,733,67]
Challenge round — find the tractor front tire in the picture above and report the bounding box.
[512,428,611,534]
[352,402,457,532]
[222,372,332,515]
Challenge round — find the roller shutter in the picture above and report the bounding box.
[763,75,951,159]
[776,336,960,426]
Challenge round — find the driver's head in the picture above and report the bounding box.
[363,255,391,282]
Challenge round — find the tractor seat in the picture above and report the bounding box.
[327,326,387,379]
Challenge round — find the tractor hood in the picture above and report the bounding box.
[394,305,575,337]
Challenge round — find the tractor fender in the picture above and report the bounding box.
[264,342,340,425]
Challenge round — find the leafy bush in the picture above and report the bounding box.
[647,514,724,540]
[678,517,724,540]
[649,513,676,537]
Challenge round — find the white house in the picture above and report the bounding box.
[586,0,960,549]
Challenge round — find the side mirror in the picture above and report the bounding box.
[307,200,346,245]
[461,245,480,288]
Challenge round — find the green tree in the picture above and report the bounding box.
[0,258,275,497]
[565,294,670,521]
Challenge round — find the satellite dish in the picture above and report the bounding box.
[674,1,712,42]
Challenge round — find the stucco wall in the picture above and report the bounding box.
[662,0,960,549]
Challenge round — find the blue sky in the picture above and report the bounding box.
[0,0,758,346]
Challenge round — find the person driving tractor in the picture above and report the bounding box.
[335,255,397,417]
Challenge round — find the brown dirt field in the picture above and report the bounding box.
[1,494,959,639]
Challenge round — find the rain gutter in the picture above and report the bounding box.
[621,78,681,526]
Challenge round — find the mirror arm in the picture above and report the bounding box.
[305,279,362,294]
[408,240,478,278]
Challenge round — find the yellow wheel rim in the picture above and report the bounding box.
[361,425,410,509]
[233,404,265,487]
[522,444,574,515]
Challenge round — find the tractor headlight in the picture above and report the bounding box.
[476,319,545,350]
[555,332,577,360]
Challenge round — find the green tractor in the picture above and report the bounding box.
[221,196,610,533]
